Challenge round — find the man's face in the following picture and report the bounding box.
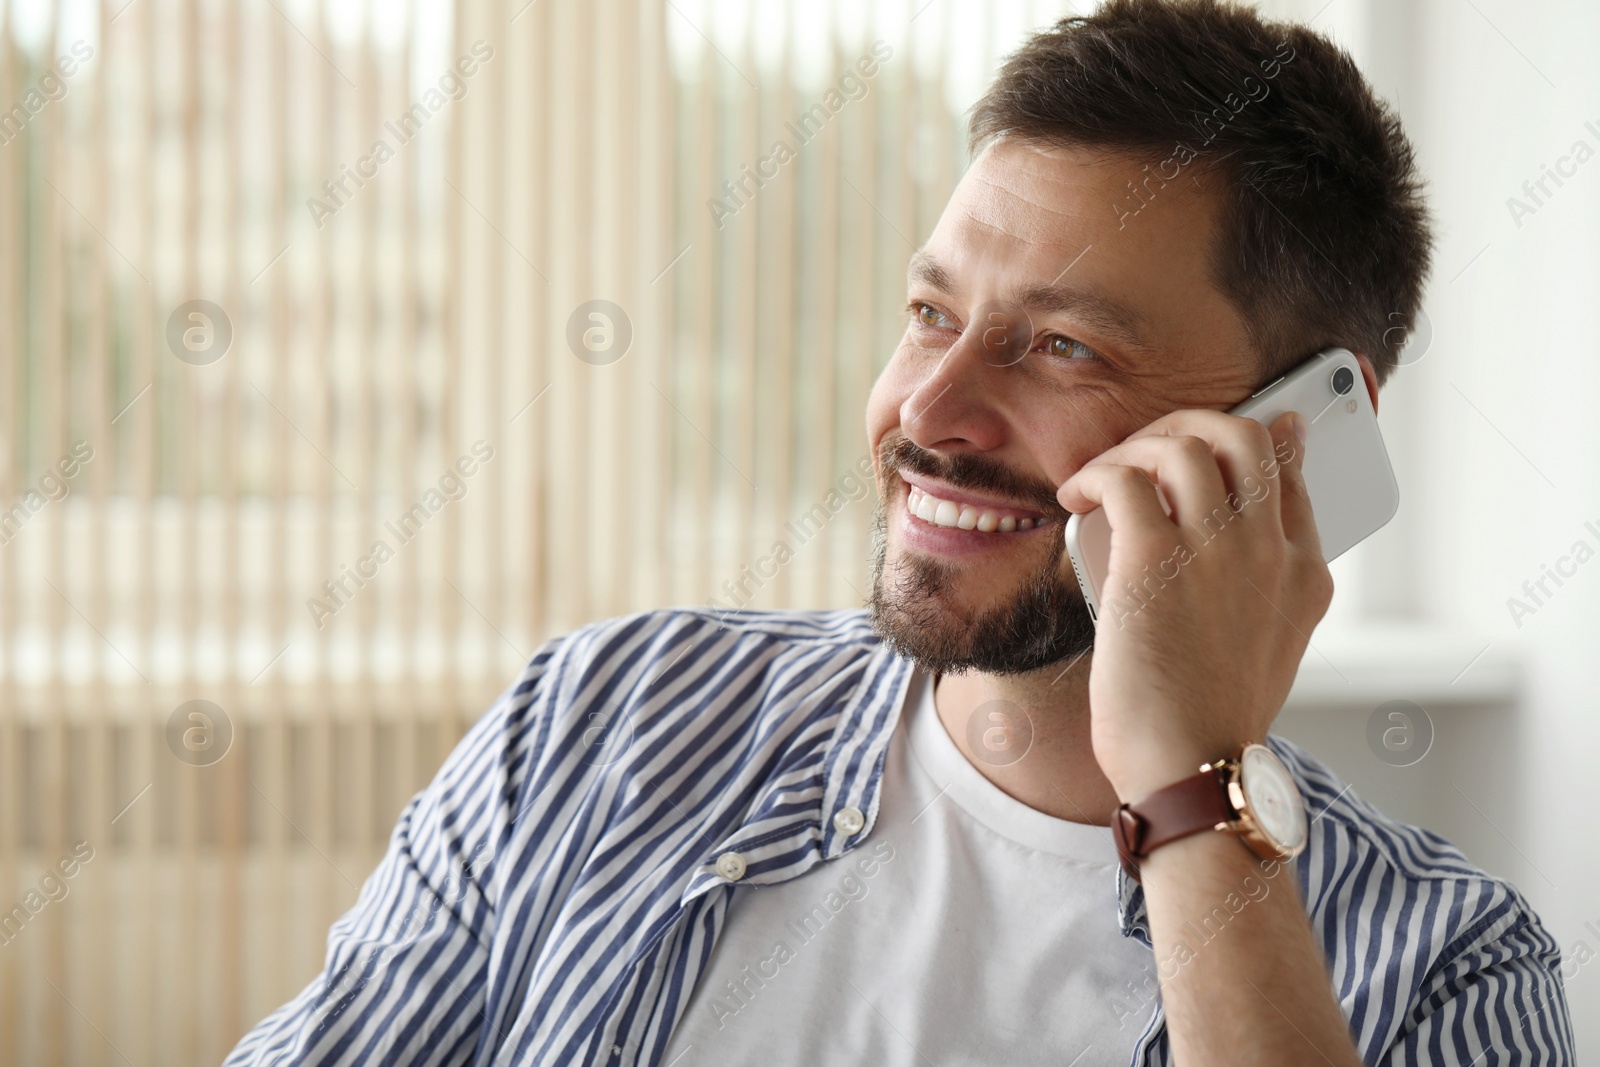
[865,138,1262,675]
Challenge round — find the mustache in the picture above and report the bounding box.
[878,435,1072,522]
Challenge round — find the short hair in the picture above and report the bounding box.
[967,0,1432,389]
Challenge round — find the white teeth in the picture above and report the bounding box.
[905,485,1040,533]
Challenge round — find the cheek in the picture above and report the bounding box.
[1022,386,1155,489]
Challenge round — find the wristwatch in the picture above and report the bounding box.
[1111,743,1308,882]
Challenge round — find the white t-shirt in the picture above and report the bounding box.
[662,667,1156,1066]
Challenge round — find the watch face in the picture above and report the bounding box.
[1240,745,1307,852]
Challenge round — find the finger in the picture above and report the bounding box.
[1122,409,1283,532]
[1267,410,1323,556]
[1061,463,1180,552]
[1062,434,1227,526]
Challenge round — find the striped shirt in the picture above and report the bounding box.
[225,607,1575,1065]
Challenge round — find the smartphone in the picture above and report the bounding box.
[1063,346,1399,624]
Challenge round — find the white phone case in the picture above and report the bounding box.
[1064,346,1399,623]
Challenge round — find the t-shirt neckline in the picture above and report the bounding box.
[904,666,1119,864]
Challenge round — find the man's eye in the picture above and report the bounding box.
[913,302,954,329]
[1042,335,1098,361]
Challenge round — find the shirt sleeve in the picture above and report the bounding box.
[223,638,566,1066]
[1381,902,1576,1065]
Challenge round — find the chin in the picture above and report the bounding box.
[865,494,1098,676]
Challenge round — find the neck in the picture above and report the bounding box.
[930,656,1122,826]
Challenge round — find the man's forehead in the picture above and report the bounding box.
[943,140,1129,250]
[932,139,1216,259]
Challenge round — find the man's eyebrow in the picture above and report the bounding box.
[907,250,958,296]
[907,249,1153,355]
[1014,278,1155,354]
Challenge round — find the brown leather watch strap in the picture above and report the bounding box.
[1112,763,1235,882]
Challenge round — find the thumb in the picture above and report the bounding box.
[1270,411,1321,554]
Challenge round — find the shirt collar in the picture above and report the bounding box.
[679,636,915,903]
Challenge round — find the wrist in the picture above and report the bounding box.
[1107,741,1236,803]
[1111,741,1307,882]
[1137,821,1255,882]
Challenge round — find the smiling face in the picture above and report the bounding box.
[865,137,1264,675]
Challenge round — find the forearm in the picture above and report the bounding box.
[1139,831,1364,1067]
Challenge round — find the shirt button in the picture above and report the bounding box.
[833,806,865,836]
[715,851,747,881]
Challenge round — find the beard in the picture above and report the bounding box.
[866,487,1099,677]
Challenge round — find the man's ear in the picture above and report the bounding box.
[1354,352,1380,417]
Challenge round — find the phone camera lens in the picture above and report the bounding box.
[1331,366,1355,396]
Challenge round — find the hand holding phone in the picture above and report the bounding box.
[1064,346,1398,624]
[1057,351,1386,801]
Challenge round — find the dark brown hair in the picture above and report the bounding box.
[968,0,1432,388]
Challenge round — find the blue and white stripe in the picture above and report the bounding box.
[225,607,1575,1065]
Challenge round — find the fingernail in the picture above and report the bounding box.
[1291,412,1307,447]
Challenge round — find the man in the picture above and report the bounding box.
[227,1,1574,1063]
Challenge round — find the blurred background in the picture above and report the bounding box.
[0,0,1595,1061]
